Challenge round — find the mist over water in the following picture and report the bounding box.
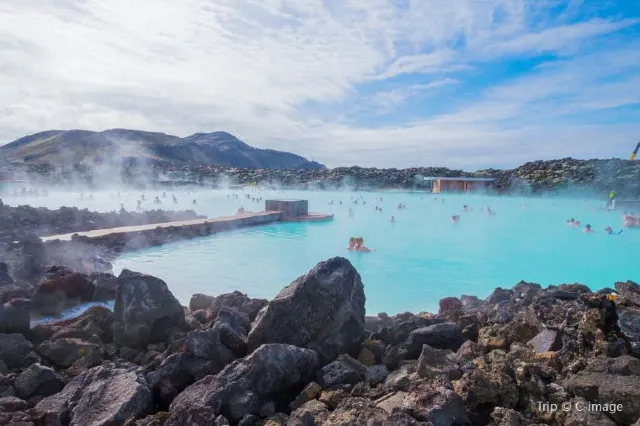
[4,185,638,315]
[96,189,639,315]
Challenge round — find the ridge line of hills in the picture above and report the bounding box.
[0,129,325,170]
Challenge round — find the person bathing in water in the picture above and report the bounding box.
[605,226,623,235]
[583,224,594,233]
[452,215,460,224]
[354,237,372,252]
[389,216,396,222]
[347,237,356,250]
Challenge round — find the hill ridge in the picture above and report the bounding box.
[0,129,325,170]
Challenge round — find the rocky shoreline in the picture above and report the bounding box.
[0,255,638,425]
[5,157,640,196]
[0,200,205,314]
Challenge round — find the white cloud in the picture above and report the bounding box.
[0,0,638,168]
[367,78,461,111]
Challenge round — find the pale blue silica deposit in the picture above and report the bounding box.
[98,189,639,315]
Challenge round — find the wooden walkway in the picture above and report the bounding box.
[40,211,282,242]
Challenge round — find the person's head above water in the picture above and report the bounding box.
[605,226,613,234]
[348,237,356,248]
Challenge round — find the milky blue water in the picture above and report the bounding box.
[5,188,638,315]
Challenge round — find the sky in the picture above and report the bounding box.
[1,0,639,169]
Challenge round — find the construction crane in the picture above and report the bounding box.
[631,141,640,160]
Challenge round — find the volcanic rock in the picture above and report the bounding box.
[247,257,365,364]
[37,338,103,368]
[416,344,461,380]
[403,322,464,358]
[167,344,319,424]
[0,262,13,286]
[0,333,37,370]
[147,352,231,408]
[113,269,187,348]
[563,372,640,424]
[316,354,367,388]
[35,362,153,425]
[527,329,562,353]
[0,396,28,412]
[14,363,62,399]
[0,298,30,334]
[32,269,95,314]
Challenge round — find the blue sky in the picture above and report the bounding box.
[1,0,639,169]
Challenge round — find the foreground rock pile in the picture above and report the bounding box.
[0,257,639,425]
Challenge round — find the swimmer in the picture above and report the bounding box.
[347,237,356,250]
[136,200,142,210]
[452,215,460,224]
[141,194,145,201]
[462,205,469,212]
[354,237,372,252]
[605,226,623,235]
[153,196,162,205]
[172,195,178,204]
[389,216,396,222]
[567,218,575,226]
[583,224,594,233]
[193,199,197,204]
[348,208,354,217]
[162,192,167,198]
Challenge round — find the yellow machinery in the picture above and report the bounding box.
[631,141,640,160]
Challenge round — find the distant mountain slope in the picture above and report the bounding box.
[0,129,325,169]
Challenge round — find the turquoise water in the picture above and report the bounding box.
[6,188,638,315]
[105,190,639,315]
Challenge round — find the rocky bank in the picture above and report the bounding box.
[0,255,639,425]
[0,200,204,315]
[6,157,640,196]
[0,200,203,240]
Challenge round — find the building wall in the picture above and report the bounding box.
[435,180,489,193]
[265,200,309,218]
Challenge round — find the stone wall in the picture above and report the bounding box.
[46,212,283,259]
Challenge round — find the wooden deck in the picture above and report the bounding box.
[40,211,283,242]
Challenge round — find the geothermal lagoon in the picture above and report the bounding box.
[5,188,638,315]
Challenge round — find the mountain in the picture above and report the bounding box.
[0,129,325,169]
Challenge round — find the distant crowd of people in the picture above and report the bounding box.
[12,188,48,197]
